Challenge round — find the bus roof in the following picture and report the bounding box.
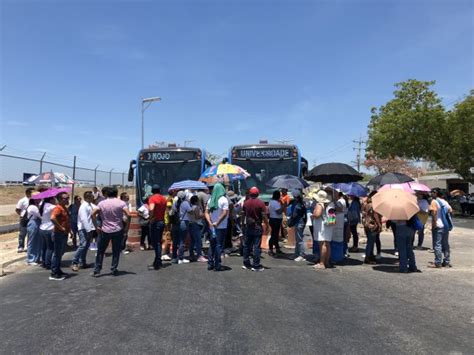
[230,143,298,150]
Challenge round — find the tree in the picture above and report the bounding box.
[367,79,446,160]
[435,91,474,182]
[206,152,224,165]
[366,80,474,182]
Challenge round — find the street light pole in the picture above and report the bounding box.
[141,96,162,149]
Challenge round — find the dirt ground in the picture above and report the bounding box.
[0,186,135,226]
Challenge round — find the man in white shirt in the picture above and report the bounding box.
[429,188,453,268]
[71,191,96,271]
[15,188,34,252]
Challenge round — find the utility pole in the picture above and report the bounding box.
[352,135,367,172]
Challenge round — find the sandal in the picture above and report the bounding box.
[313,264,326,270]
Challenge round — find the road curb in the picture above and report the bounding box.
[0,223,19,234]
[0,254,25,277]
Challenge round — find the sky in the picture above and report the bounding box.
[1,0,473,180]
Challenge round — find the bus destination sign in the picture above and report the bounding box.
[143,151,197,161]
[236,148,292,159]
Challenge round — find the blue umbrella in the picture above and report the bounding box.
[168,180,207,192]
[332,182,368,197]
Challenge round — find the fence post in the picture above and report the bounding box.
[109,168,114,185]
[94,165,99,186]
[71,156,76,199]
[39,152,47,174]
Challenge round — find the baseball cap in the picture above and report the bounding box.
[249,187,259,196]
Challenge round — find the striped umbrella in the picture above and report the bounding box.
[199,163,250,185]
[168,180,207,192]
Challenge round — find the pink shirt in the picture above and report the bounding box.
[97,198,127,234]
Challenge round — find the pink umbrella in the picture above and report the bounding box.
[378,183,415,194]
[31,187,72,200]
[408,182,431,192]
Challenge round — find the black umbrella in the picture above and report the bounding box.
[306,163,363,183]
[366,172,414,187]
[266,175,310,190]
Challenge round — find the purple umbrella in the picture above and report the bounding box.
[31,187,71,200]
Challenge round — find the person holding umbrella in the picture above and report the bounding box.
[289,189,308,262]
[268,190,283,256]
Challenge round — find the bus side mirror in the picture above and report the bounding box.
[128,160,136,182]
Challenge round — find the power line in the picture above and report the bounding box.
[352,136,367,172]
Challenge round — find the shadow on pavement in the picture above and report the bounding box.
[372,265,400,273]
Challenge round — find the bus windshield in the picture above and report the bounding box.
[138,160,202,200]
[235,159,299,198]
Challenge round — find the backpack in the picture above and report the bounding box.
[408,214,424,231]
[363,205,381,233]
[287,201,304,228]
[169,199,183,226]
[436,199,453,232]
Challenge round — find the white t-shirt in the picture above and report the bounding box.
[16,196,29,217]
[40,203,56,231]
[137,204,150,219]
[208,196,229,229]
[268,200,283,219]
[433,198,452,229]
[77,202,97,232]
[26,205,41,221]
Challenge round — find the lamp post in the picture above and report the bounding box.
[141,96,162,149]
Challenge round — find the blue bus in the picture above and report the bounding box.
[128,145,210,206]
[228,143,308,200]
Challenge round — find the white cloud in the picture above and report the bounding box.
[5,120,27,127]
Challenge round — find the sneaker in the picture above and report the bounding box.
[344,253,350,258]
[171,258,178,264]
[140,246,145,251]
[111,269,119,276]
[375,253,382,260]
[49,274,66,281]
[71,264,79,272]
[207,265,214,271]
[161,255,172,261]
[294,256,306,262]
[17,247,24,253]
[395,251,399,257]
[27,262,39,266]
[442,262,452,268]
[242,264,251,270]
[251,266,264,272]
[178,259,190,264]
[214,266,222,272]
[197,256,208,262]
[91,271,100,277]
[89,243,97,251]
[123,250,130,255]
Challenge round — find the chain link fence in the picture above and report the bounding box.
[0,145,133,187]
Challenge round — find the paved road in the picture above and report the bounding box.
[1,225,473,354]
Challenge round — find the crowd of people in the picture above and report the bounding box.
[14,182,456,280]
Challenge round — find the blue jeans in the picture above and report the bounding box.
[94,230,123,273]
[41,229,54,268]
[26,219,41,263]
[433,228,450,265]
[208,228,225,269]
[243,226,263,267]
[294,221,305,257]
[177,221,189,260]
[72,229,92,266]
[51,232,68,275]
[150,221,165,266]
[189,222,203,257]
[365,230,377,258]
[395,224,416,272]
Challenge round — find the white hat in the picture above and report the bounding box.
[314,190,330,203]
